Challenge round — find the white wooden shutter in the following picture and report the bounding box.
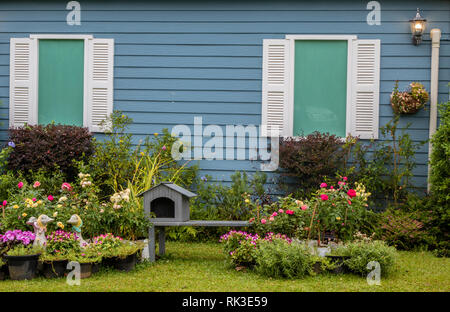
[350,39,380,139]
[9,38,37,127]
[261,39,290,137]
[87,38,114,132]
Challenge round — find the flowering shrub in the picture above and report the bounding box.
[305,178,375,242]
[0,229,35,246]
[91,233,124,253]
[45,230,80,255]
[0,229,36,256]
[390,81,429,114]
[219,230,259,267]
[0,174,149,240]
[251,196,307,238]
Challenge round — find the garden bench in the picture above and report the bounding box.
[148,220,250,262]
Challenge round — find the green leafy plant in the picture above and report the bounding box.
[430,101,450,205]
[254,239,315,279]
[351,115,424,208]
[332,240,398,277]
[6,244,43,256]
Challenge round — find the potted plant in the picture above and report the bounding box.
[0,230,42,280]
[67,248,102,279]
[40,230,80,278]
[5,244,43,280]
[390,81,429,115]
[112,241,143,272]
[90,233,124,268]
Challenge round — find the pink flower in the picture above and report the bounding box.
[2,200,7,207]
[320,183,327,188]
[33,181,41,188]
[61,182,72,191]
[269,216,274,221]
[347,200,352,205]
[278,209,284,214]
[272,212,277,217]
[286,210,294,215]
[18,182,23,189]
[32,198,37,202]
[301,205,308,211]
[320,194,329,201]
[347,189,357,198]
[162,145,167,151]
[261,219,267,224]
[48,195,54,201]
[343,177,348,181]
[338,181,346,186]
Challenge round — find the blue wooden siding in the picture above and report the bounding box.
[0,0,449,192]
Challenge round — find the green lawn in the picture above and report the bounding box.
[0,242,449,292]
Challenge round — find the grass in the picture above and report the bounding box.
[0,241,448,292]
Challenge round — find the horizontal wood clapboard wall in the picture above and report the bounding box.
[0,0,449,193]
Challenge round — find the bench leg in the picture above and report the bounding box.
[158,227,166,256]
[148,226,156,262]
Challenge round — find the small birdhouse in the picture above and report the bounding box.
[140,182,197,222]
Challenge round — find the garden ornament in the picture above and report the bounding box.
[28,214,54,248]
[67,214,87,247]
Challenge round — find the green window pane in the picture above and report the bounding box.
[293,40,348,137]
[38,39,84,126]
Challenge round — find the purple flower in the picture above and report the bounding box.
[8,141,15,148]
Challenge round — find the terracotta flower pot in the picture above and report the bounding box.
[79,262,92,279]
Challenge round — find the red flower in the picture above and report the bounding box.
[320,194,329,201]
[320,183,327,188]
[347,189,357,198]
[286,210,294,215]
[347,200,352,205]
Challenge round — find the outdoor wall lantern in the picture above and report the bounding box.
[410,8,427,45]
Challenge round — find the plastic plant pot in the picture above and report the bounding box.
[5,254,41,280]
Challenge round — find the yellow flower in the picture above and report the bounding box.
[140,152,145,156]
[13,205,19,209]
[244,199,250,203]
[57,222,64,229]
[57,204,62,208]
[22,213,27,217]
[37,200,43,205]
[53,212,58,217]
[154,133,159,137]
[336,216,341,221]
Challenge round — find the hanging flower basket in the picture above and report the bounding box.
[390,81,429,115]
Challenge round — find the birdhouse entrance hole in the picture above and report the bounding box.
[150,197,175,218]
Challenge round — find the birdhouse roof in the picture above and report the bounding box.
[138,182,197,198]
